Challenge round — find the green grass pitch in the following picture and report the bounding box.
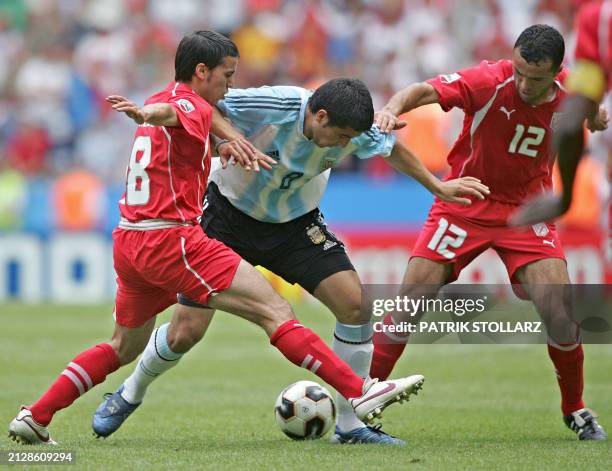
[1,303,610,470]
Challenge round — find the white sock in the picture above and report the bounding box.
[121,323,183,404]
[332,322,373,432]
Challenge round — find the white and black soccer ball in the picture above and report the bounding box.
[274,380,336,440]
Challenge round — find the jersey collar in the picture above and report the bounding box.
[170,81,197,97]
[298,89,314,140]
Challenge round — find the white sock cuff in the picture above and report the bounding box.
[155,323,183,361]
[334,322,372,345]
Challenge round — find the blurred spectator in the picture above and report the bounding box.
[0,162,27,229]
[6,119,51,175]
[52,169,106,230]
[0,0,606,233]
[0,0,584,183]
[396,104,453,176]
[554,157,607,229]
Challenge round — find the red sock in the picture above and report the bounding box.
[370,313,409,381]
[28,343,120,426]
[270,320,363,399]
[547,343,585,416]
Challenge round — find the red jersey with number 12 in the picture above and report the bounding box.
[427,60,568,206]
[119,82,212,224]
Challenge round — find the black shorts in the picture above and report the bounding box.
[178,182,355,307]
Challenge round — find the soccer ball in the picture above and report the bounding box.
[274,380,336,440]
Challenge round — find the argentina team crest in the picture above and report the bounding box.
[306,224,326,244]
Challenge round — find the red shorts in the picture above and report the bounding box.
[411,201,566,284]
[112,224,241,328]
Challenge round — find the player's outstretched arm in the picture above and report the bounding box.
[555,95,597,211]
[211,107,277,172]
[106,96,179,126]
[376,83,440,133]
[386,141,489,205]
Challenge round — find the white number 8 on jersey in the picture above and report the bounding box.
[126,136,152,205]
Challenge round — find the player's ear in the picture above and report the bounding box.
[315,109,328,125]
[194,63,210,80]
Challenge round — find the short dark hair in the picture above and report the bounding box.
[514,24,565,71]
[174,31,239,82]
[308,78,374,132]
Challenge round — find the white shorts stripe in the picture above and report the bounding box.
[180,237,214,293]
[61,369,85,395]
[310,360,322,374]
[301,354,314,369]
[68,362,93,390]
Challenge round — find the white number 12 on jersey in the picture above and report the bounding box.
[508,124,545,158]
[126,136,151,205]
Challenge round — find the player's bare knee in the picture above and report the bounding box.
[110,339,142,366]
[110,321,153,365]
[335,299,363,325]
[167,323,203,353]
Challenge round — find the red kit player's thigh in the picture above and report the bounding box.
[410,204,492,282]
[112,229,176,328]
[157,225,242,306]
[114,280,176,328]
[493,222,566,283]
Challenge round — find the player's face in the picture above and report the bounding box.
[198,56,238,104]
[512,48,558,105]
[310,110,362,148]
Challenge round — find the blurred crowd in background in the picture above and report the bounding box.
[0,0,609,232]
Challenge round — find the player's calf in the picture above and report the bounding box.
[207,260,296,336]
[110,319,157,366]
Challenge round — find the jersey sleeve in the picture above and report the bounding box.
[426,60,505,115]
[168,92,211,143]
[217,86,304,127]
[568,2,608,103]
[351,125,396,159]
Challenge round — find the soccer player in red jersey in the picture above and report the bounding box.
[512,0,611,228]
[8,31,425,445]
[373,24,607,440]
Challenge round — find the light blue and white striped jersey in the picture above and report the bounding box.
[210,85,396,222]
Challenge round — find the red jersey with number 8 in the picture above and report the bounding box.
[427,60,568,206]
[119,82,212,224]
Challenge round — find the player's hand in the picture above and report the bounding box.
[106,95,146,125]
[375,110,407,133]
[508,194,567,226]
[436,177,490,205]
[586,105,609,132]
[217,138,277,172]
